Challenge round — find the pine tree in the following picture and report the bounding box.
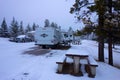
[51,22,55,28]
[19,21,24,35]
[54,23,58,28]
[32,23,36,31]
[50,22,58,28]
[68,27,73,32]
[0,18,9,37]
[70,0,106,62]
[25,24,32,33]
[0,28,2,37]
[0,27,2,37]
[106,0,120,66]
[44,19,50,27]
[10,18,19,37]
[70,0,120,65]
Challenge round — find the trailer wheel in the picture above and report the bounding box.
[42,45,46,49]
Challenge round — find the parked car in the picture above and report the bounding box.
[9,35,33,43]
[16,35,32,42]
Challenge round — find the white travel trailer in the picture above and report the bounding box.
[35,27,62,48]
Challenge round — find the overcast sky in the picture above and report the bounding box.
[0,0,84,30]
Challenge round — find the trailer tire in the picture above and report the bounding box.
[42,45,46,49]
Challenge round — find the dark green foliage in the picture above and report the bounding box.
[1,18,8,32]
[87,5,97,12]
[50,22,58,28]
[32,23,37,31]
[74,30,82,36]
[113,0,120,11]
[82,26,93,35]
[25,24,32,33]
[51,22,55,27]
[44,19,50,27]
[70,0,106,62]
[70,7,75,14]
[10,18,19,37]
[19,21,24,35]
[0,18,9,37]
[70,0,120,65]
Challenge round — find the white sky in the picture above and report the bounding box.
[0,0,84,30]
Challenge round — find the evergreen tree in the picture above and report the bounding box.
[0,28,2,37]
[50,22,58,28]
[51,22,55,28]
[68,27,73,32]
[44,19,50,27]
[106,0,120,66]
[36,24,39,29]
[107,0,113,66]
[0,18,9,37]
[32,23,36,31]
[74,30,82,36]
[19,21,24,35]
[70,0,106,62]
[25,24,32,33]
[113,0,120,11]
[70,0,120,65]
[54,23,58,28]
[10,18,19,37]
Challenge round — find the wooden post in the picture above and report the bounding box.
[73,56,80,74]
[57,64,63,73]
[89,66,97,77]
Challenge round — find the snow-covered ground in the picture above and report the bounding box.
[0,38,120,80]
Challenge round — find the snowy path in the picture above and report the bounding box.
[4,50,66,80]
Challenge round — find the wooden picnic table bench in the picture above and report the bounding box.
[85,56,98,78]
[56,55,67,73]
[56,49,98,78]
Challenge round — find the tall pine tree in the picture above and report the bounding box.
[25,24,32,33]
[44,19,50,27]
[32,23,37,31]
[70,0,106,62]
[0,18,9,37]
[19,21,24,35]
[10,17,19,37]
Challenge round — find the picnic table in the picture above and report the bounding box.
[66,49,89,74]
[56,48,98,78]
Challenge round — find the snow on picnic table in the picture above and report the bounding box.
[0,38,120,80]
[66,45,89,56]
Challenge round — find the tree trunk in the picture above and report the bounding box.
[108,34,113,65]
[98,37,104,62]
[108,0,113,66]
[97,0,106,62]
